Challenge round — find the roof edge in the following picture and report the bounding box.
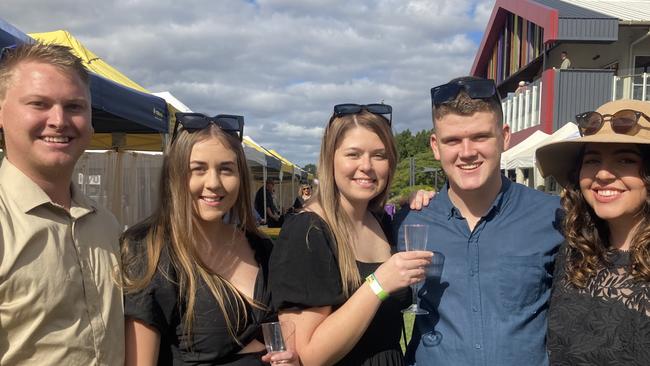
[471,0,559,76]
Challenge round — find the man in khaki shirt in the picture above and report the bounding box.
[0,43,124,365]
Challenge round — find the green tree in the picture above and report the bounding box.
[395,129,415,159]
[389,127,445,204]
[394,128,433,159]
[414,129,432,153]
[303,163,317,176]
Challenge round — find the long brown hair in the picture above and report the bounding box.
[121,124,263,344]
[562,144,650,287]
[311,110,397,297]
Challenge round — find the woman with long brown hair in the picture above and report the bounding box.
[121,113,298,365]
[269,104,433,365]
[537,99,650,365]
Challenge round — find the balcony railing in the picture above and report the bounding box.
[612,73,650,101]
[501,78,542,133]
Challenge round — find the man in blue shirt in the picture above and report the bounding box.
[397,76,563,366]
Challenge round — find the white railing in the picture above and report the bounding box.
[502,78,542,133]
[612,73,650,101]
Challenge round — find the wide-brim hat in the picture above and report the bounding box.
[536,99,650,187]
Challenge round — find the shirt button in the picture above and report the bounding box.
[475,344,482,349]
[472,306,478,312]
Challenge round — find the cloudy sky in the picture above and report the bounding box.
[2,0,495,167]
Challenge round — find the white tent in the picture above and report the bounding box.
[152,91,192,112]
[501,122,580,189]
[243,136,269,166]
[501,130,550,170]
[502,123,580,170]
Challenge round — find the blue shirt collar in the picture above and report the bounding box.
[440,175,512,220]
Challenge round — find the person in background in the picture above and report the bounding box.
[537,99,650,364]
[255,178,283,227]
[292,183,312,211]
[515,80,528,96]
[121,113,298,365]
[560,51,571,69]
[0,42,124,364]
[270,103,433,365]
[397,76,563,366]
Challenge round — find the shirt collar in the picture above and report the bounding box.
[0,158,96,217]
[440,175,512,220]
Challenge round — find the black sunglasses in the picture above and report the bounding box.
[575,109,650,136]
[431,79,501,107]
[331,103,392,125]
[172,112,244,142]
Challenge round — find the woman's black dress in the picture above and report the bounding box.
[547,243,650,365]
[124,230,275,366]
[269,211,411,366]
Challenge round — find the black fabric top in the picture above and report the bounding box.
[293,196,305,210]
[124,229,275,366]
[547,242,650,366]
[269,211,410,366]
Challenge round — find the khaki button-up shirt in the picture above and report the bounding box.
[0,159,124,365]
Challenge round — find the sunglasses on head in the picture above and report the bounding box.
[431,79,500,107]
[172,112,244,142]
[575,109,650,136]
[331,103,392,125]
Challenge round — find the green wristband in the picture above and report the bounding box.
[365,273,389,301]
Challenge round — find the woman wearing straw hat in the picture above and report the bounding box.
[536,99,650,365]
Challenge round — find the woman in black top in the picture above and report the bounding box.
[121,113,298,365]
[270,104,433,365]
[292,184,312,211]
[536,99,650,365]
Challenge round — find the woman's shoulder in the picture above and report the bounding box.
[121,219,176,287]
[281,211,331,241]
[121,219,152,247]
[274,211,334,255]
[246,230,274,263]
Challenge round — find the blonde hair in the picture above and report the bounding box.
[121,125,263,344]
[0,42,89,150]
[313,110,397,296]
[0,42,89,101]
[298,184,311,196]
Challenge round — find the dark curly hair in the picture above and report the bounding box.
[562,144,650,287]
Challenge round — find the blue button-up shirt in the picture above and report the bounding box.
[395,177,563,366]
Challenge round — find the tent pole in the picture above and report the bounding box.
[262,167,268,222]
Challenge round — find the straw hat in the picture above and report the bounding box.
[536,99,650,187]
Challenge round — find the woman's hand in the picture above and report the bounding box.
[408,189,436,210]
[372,251,433,293]
[261,350,301,365]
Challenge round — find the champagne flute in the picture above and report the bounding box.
[261,321,295,363]
[402,224,429,315]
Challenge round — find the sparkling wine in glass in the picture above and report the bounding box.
[402,224,429,315]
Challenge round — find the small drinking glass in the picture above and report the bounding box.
[261,321,295,359]
[402,224,429,315]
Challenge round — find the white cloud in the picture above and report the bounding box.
[2,0,492,166]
